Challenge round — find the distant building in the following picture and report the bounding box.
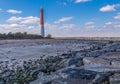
[40,8,45,37]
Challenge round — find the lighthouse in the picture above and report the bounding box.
[40,8,45,37]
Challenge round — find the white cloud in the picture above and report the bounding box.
[21,16,39,24]
[0,23,25,34]
[9,24,25,28]
[2,16,40,34]
[28,26,36,29]
[60,24,75,29]
[85,21,95,28]
[7,9,22,14]
[114,25,120,28]
[75,0,91,3]
[105,21,120,25]
[100,4,120,12]
[7,16,39,24]
[85,25,95,28]
[100,5,115,12]
[0,24,25,29]
[7,16,22,22]
[0,8,2,11]
[44,23,77,37]
[45,22,120,37]
[85,22,94,25]
[45,23,75,30]
[114,13,120,20]
[105,22,113,25]
[54,17,73,24]
[104,21,120,28]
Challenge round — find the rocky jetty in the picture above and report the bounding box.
[0,40,120,84]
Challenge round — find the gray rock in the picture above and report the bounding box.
[101,52,120,61]
[109,73,120,84]
[93,73,111,84]
[30,72,60,84]
[0,79,4,84]
[112,61,120,67]
[62,68,96,79]
[83,57,110,66]
[84,65,120,73]
[68,58,83,67]
[52,78,92,84]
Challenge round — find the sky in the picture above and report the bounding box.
[0,0,120,37]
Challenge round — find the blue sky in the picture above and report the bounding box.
[0,0,120,37]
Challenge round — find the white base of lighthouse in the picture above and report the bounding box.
[41,25,45,37]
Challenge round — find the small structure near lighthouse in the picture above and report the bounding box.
[40,8,45,37]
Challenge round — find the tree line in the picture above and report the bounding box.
[0,32,52,39]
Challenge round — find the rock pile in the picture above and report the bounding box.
[0,40,120,84]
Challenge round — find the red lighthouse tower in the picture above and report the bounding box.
[40,8,45,37]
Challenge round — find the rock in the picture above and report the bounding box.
[100,52,120,61]
[84,65,120,73]
[112,60,120,67]
[30,72,60,84]
[30,67,95,84]
[83,57,110,66]
[62,68,96,79]
[93,74,101,84]
[109,73,120,84]
[58,59,70,67]
[2,70,12,77]
[51,78,68,84]
[92,73,111,84]
[75,52,86,58]
[68,58,83,67]
[51,78,92,84]
[0,79,4,84]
